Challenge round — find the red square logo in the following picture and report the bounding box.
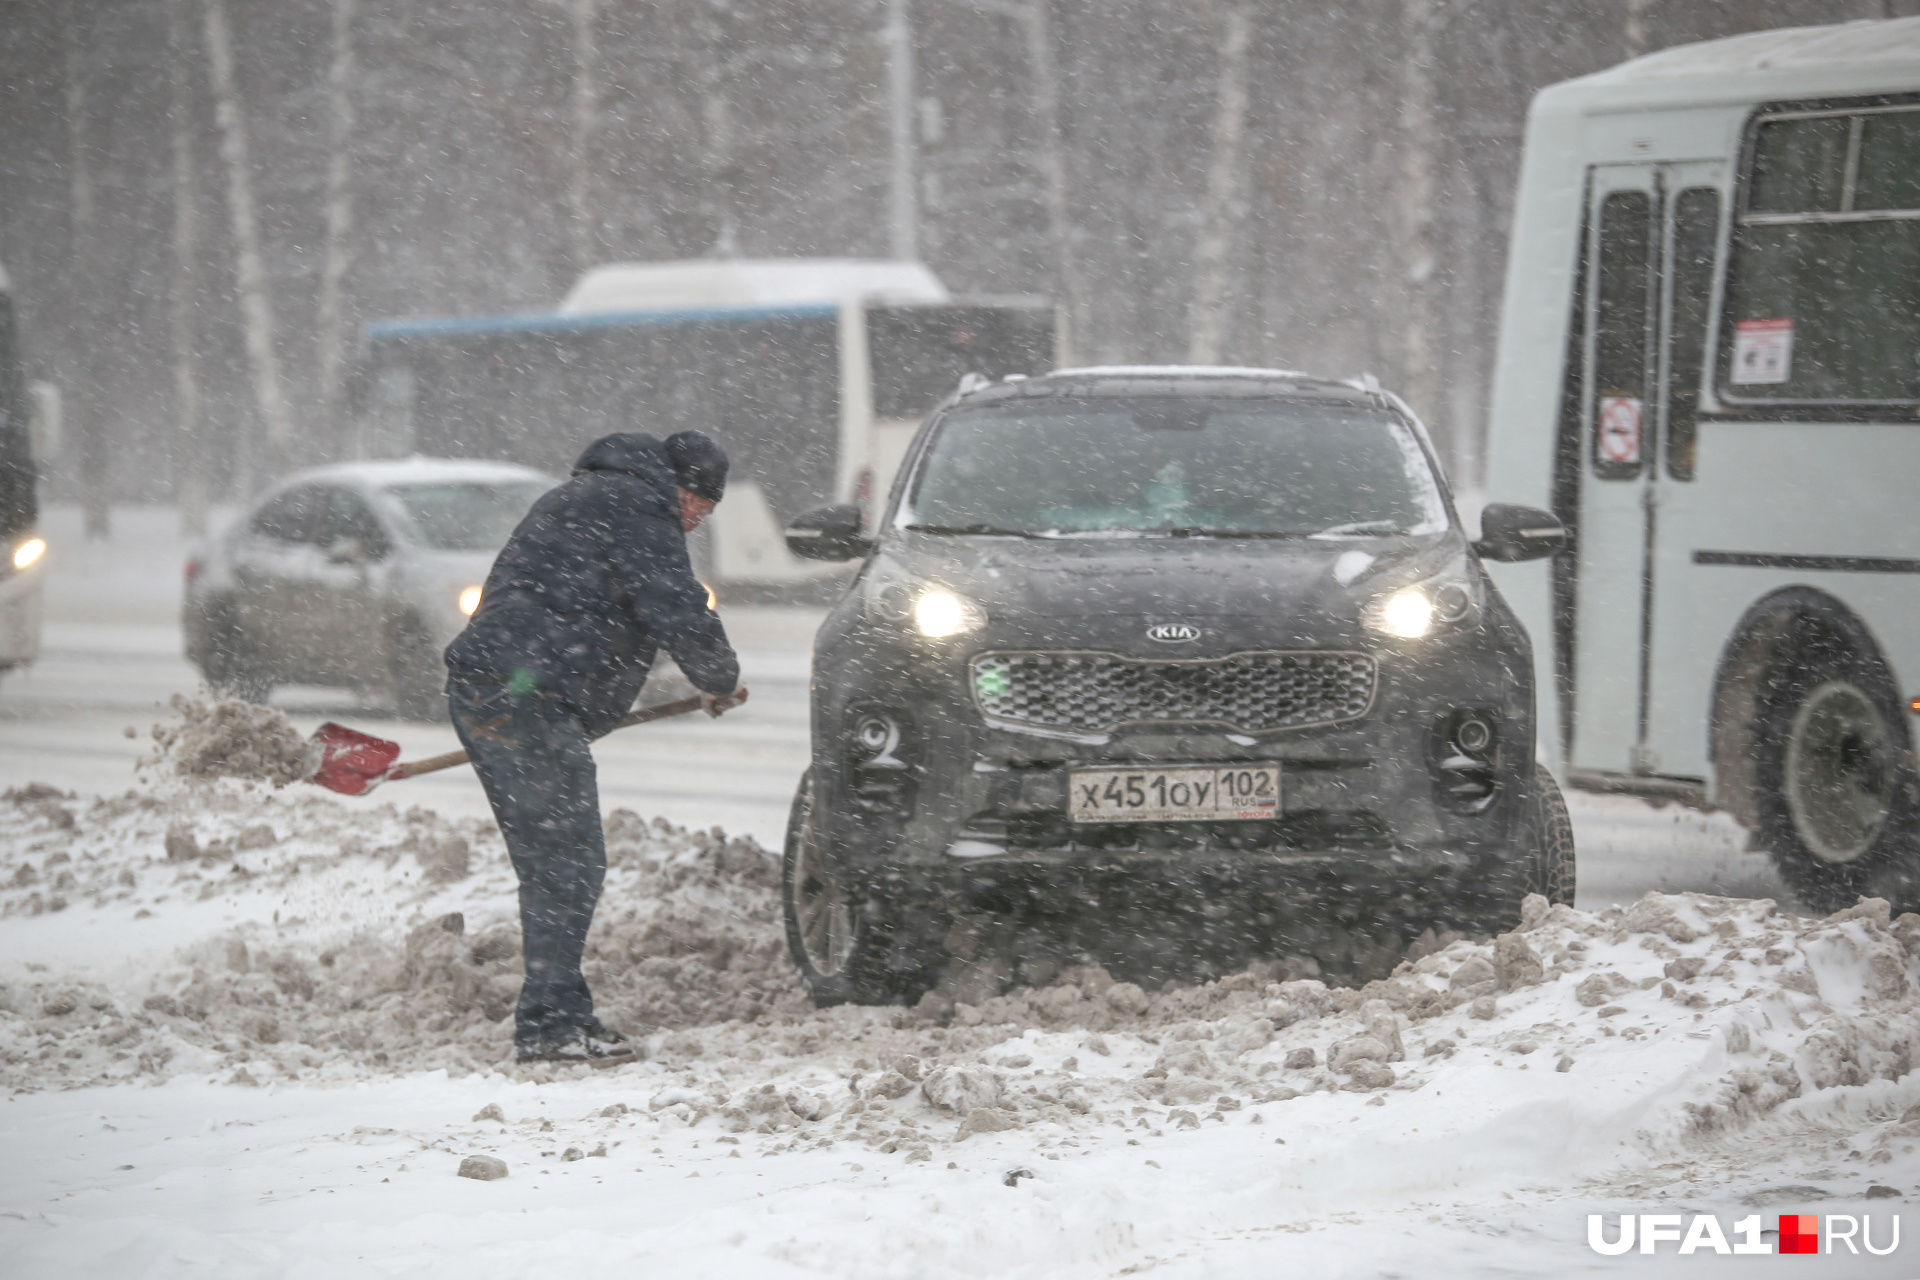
[1778,1214,1819,1254]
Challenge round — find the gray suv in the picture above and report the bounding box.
[781,366,1573,1004]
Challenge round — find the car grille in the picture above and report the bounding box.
[969,650,1377,736]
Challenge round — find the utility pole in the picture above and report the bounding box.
[884,0,918,261]
[169,0,207,536]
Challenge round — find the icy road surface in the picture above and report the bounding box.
[4,505,1910,1277]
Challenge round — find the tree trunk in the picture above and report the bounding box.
[169,0,207,537]
[314,0,358,458]
[1397,0,1438,440]
[884,0,918,261]
[1017,1,1085,365]
[566,0,599,276]
[202,0,295,488]
[1186,0,1251,365]
[65,19,107,540]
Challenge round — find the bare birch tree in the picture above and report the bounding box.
[962,0,1087,363]
[1186,0,1252,365]
[1397,0,1439,441]
[169,0,207,535]
[65,16,108,538]
[202,0,295,485]
[567,0,600,274]
[314,0,359,456]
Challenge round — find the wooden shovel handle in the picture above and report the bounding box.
[392,695,712,781]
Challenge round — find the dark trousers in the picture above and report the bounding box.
[448,676,607,1054]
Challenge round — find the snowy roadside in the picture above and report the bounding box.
[2,776,1918,1275]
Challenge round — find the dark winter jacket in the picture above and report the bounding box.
[444,433,739,737]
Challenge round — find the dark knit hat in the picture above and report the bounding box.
[664,430,729,502]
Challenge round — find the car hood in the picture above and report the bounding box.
[876,529,1464,622]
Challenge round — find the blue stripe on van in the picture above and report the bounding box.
[365,301,840,342]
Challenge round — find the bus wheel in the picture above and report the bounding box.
[781,770,928,1007]
[1755,629,1916,913]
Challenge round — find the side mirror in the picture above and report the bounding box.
[1474,504,1567,563]
[785,504,874,562]
[325,537,369,565]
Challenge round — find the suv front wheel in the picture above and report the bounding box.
[782,770,932,1007]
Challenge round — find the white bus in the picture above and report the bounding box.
[356,259,1053,597]
[0,261,44,676]
[1483,18,1920,912]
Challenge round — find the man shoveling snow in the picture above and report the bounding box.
[444,430,747,1065]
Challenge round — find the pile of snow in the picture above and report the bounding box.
[0,780,805,1089]
[145,693,313,787]
[5,774,1920,1193]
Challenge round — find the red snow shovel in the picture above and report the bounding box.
[306,691,744,796]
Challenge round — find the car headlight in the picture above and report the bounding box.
[1362,574,1479,639]
[912,587,988,638]
[458,585,483,616]
[12,537,46,571]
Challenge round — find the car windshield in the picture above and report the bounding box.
[904,398,1447,537]
[384,481,548,551]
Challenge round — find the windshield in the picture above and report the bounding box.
[903,398,1447,537]
[384,481,548,551]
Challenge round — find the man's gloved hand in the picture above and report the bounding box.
[701,686,749,717]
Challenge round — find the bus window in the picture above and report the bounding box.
[1592,190,1651,479]
[1748,116,1849,213]
[1720,103,1920,406]
[1664,188,1720,481]
[1854,109,1920,210]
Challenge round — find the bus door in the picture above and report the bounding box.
[1568,161,1723,778]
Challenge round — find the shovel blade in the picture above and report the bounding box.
[308,721,402,796]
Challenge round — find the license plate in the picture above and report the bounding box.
[1067,764,1280,824]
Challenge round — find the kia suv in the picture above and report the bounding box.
[781,367,1572,1005]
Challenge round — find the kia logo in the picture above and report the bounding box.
[1147,623,1202,643]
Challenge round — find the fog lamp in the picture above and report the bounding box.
[458,585,483,616]
[12,537,46,571]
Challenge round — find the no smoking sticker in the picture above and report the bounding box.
[1597,396,1643,465]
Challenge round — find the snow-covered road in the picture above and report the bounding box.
[4,506,1912,1277]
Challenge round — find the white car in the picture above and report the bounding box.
[184,458,555,718]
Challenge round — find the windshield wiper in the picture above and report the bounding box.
[1311,520,1407,538]
[1152,527,1312,539]
[904,522,1055,538]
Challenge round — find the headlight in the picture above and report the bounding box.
[12,537,46,571]
[912,588,988,638]
[458,585,483,616]
[1362,574,1479,639]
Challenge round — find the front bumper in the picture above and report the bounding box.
[809,608,1536,907]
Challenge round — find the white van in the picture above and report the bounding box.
[357,259,1053,596]
[1483,18,1920,911]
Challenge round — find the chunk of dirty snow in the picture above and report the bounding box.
[923,1066,1006,1114]
[457,1155,508,1181]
